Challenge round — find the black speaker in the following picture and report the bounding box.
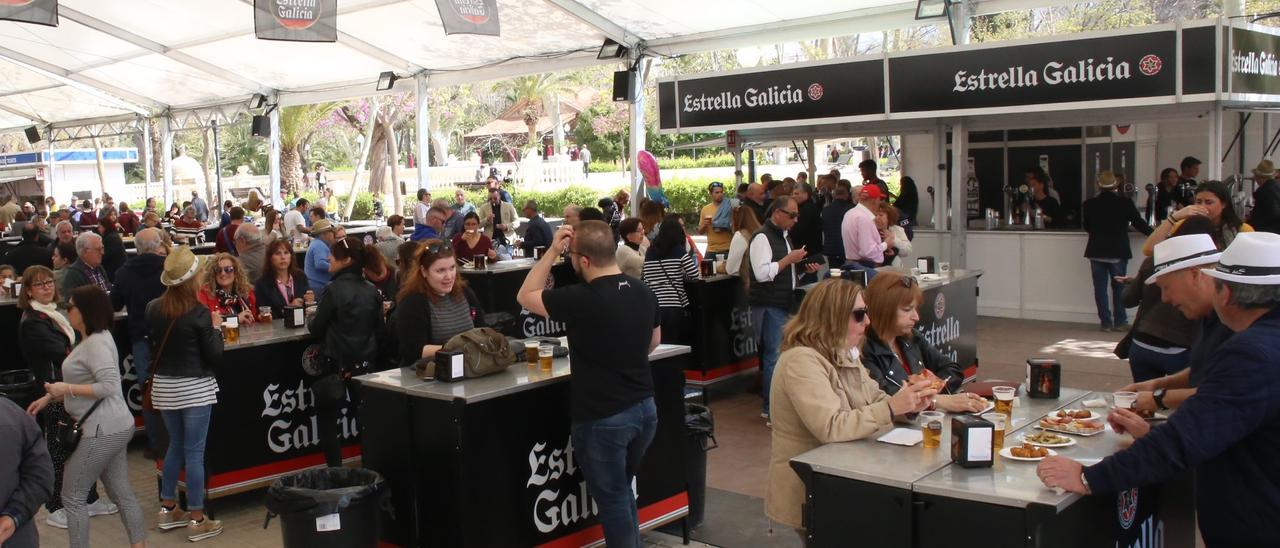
[613,70,635,102]
[24,126,40,144]
[251,115,270,138]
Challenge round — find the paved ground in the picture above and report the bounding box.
[29,317,1185,547]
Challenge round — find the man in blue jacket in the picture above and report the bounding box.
[0,397,53,548]
[1038,232,1280,546]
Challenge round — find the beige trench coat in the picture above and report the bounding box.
[765,346,896,529]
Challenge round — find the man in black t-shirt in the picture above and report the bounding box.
[517,220,661,548]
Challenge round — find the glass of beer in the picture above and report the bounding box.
[222,316,239,344]
[525,340,540,367]
[920,411,944,448]
[1113,391,1137,410]
[538,345,554,373]
[992,386,1016,419]
[982,412,1007,451]
[258,306,272,323]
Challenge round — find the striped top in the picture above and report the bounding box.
[427,294,475,345]
[151,374,219,410]
[642,253,698,309]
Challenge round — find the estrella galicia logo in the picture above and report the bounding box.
[933,293,946,320]
[807,83,824,101]
[448,0,493,25]
[1117,488,1139,529]
[1138,54,1163,77]
[270,0,323,30]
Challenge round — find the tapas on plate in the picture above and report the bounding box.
[1000,444,1058,461]
[1020,431,1077,448]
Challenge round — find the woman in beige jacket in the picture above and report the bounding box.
[765,278,938,533]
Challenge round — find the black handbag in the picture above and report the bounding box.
[48,398,105,454]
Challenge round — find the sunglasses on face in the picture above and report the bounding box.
[217,266,236,275]
[851,307,868,323]
[779,209,799,220]
[426,241,452,255]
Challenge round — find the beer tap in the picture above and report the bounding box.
[1144,183,1157,227]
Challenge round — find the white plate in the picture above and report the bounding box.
[1018,433,1077,448]
[1035,424,1106,437]
[970,401,996,415]
[1052,410,1102,421]
[1000,446,1058,462]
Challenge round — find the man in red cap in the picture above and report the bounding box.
[840,185,892,271]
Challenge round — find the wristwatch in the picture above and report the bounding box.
[1153,388,1169,411]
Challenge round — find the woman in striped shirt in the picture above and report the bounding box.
[642,216,700,344]
[145,246,225,542]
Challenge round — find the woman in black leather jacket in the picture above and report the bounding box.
[862,271,985,413]
[307,236,384,467]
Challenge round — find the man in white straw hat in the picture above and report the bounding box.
[1249,158,1280,234]
[1082,170,1153,331]
[1039,231,1280,546]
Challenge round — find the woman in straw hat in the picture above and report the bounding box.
[145,246,224,542]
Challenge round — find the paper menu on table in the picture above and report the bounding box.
[876,428,923,446]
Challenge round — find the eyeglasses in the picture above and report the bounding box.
[426,241,452,255]
[216,266,236,275]
[779,209,799,220]
[851,307,868,323]
[30,279,54,289]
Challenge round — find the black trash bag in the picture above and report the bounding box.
[0,369,40,410]
[685,402,717,451]
[263,467,388,527]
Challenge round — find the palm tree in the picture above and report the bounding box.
[499,73,570,150]
[279,103,339,194]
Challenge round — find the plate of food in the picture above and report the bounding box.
[1036,415,1106,436]
[1054,409,1102,421]
[1000,444,1057,462]
[1020,430,1077,448]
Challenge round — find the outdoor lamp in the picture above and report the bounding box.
[249,93,267,110]
[915,0,951,19]
[376,71,399,92]
[597,38,628,60]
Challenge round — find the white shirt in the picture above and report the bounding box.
[726,231,750,275]
[841,203,887,264]
[283,209,306,242]
[886,225,912,267]
[749,227,795,289]
[414,201,430,226]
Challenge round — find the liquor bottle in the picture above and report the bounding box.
[965,157,980,220]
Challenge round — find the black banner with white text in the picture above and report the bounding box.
[435,0,501,37]
[254,0,337,43]
[0,0,57,27]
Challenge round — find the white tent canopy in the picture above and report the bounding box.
[0,0,1069,131]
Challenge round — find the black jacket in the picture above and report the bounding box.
[791,199,823,258]
[145,299,222,378]
[896,179,919,223]
[395,287,484,367]
[0,397,53,548]
[3,241,51,275]
[1251,179,1280,234]
[522,215,554,255]
[862,327,963,395]
[1081,190,1152,260]
[253,273,310,317]
[60,259,111,296]
[1122,256,1195,350]
[820,199,854,258]
[308,267,383,366]
[101,229,127,282]
[111,253,166,342]
[18,310,72,384]
[746,221,795,310]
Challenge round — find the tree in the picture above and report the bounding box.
[279,103,340,195]
[498,73,573,150]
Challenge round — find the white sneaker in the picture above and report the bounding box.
[87,500,119,517]
[45,509,68,529]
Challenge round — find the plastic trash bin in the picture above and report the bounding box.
[0,369,40,410]
[264,467,388,548]
[684,402,717,529]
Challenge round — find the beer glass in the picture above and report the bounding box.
[223,317,240,344]
[525,340,540,367]
[992,386,1016,419]
[538,345,554,373]
[258,306,273,323]
[1113,391,1137,410]
[982,412,1007,451]
[920,411,944,448]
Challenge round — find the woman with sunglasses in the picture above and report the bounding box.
[307,236,385,467]
[17,265,114,528]
[197,253,257,327]
[26,286,148,548]
[395,239,485,368]
[766,278,937,535]
[861,272,986,412]
[254,239,309,317]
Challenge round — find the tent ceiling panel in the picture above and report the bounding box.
[0,109,34,127]
[341,0,605,71]
[0,86,132,122]
[0,18,141,72]
[78,53,256,107]
[61,0,251,47]
[181,34,400,90]
[579,0,905,40]
[0,60,62,95]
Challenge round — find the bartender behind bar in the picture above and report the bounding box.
[1024,167,1064,229]
[1037,232,1280,546]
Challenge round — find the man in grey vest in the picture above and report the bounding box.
[748,196,819,421]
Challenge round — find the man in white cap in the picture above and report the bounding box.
[1038,232,1280,546]
[1249,158,1280,234]
[1082,170,1153,331]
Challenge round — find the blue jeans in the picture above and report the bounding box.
[752,305,789,416]
[1128,342,1190,383]
[571,397,658,548]
[160,405,213,510]
[131,340,160,452]
[1089,260,1128,328]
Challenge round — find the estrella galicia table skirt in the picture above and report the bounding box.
[459,258,579,339]
[355,345,692,547]
[683,275,759,385]
[790,387,1195,548]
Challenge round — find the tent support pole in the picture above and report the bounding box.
[141,117,152,204]
[162,117,173,208]
[806,138,816,184]
[268,103,281,210]
[416,74,431,192]
[1208,106,1223,181]
[628,57,649,214]
[949,119,967,269]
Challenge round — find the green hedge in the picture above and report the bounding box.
[586,154,736,174]
[296,191,377,221]
[447,177,722,219]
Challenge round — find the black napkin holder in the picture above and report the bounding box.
[1027,358,1062,399]
[283,306,305,328]
[434,350,465,383]
[950,415,995,468]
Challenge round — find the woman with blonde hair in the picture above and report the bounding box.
[196,252,256,327]
[766,278,936,534]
